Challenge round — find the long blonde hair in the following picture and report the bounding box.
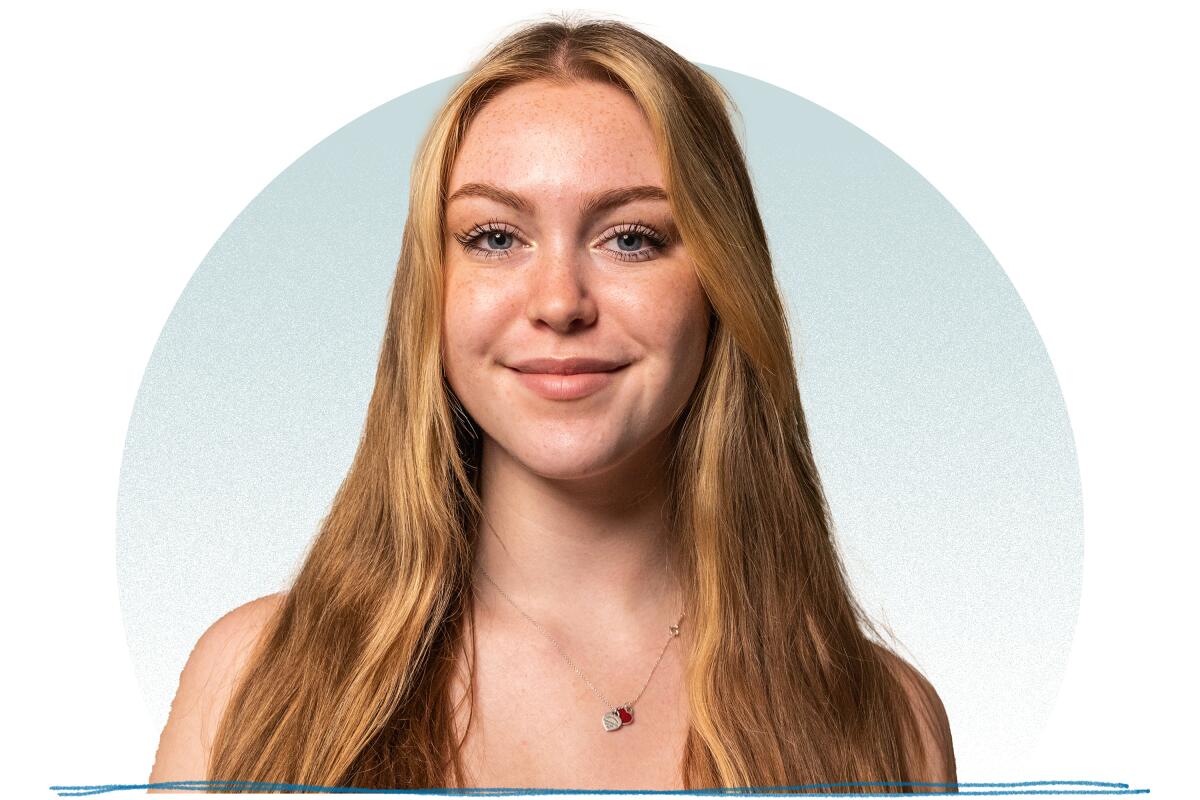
[209,13,931,790]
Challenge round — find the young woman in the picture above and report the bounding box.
[150,14,956,792]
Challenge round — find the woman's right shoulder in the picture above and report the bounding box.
[148,592,287,788]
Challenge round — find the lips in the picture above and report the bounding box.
[506,357,629,401]
[507,356,629,375]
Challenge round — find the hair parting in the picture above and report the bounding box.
[207,11,941,792]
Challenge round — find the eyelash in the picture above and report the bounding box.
[452,218,671,263]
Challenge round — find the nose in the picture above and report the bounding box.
[523,242,598,334]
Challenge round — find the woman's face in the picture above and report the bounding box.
[441,78,711,481]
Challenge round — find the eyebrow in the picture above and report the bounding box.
[446,182,670,217]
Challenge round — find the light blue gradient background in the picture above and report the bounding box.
[117,67,1082,779]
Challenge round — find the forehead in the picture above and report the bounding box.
[446,79,664,197]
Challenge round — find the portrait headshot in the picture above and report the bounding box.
[11,1,1194,798]
[126,10,1080,794]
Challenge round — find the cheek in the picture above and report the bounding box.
[627,272,710,359]
[442,271,505,383]
[444,273,489,376]
[616,271,710,402]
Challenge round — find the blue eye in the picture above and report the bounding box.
[454,220,522,260]
[485,231,514,250]
[452,219,672,263]
[615,233,643,251]
[602,222,670,263]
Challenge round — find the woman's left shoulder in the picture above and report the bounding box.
[871,643,958,786]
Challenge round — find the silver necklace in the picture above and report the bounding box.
[475,564,684,732]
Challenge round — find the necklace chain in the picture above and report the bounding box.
[475,564,684,713]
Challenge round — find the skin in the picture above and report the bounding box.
[439,78,709,788]
[148,76,955,792]
[147,78,709,791]
[441,77,709,617]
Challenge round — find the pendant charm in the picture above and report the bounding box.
[602,704,635,732]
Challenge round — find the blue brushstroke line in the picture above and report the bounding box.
[51,781,1131,793]
[47,779,1150,797]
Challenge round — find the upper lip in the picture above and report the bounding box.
[508,357,629,375]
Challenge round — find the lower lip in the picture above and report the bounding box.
[509,366,626,400]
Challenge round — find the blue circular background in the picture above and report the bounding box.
[117,67,1082,779]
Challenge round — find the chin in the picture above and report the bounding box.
[523,449,626,481]
[491,434,631,482]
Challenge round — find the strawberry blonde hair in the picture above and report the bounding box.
[209,13,939,791]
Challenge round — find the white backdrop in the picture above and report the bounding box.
[3,2,1196,797]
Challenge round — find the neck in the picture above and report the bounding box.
[470,431,684,636]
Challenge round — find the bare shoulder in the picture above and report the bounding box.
[148,592,287,789]
[872,643,958,788]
